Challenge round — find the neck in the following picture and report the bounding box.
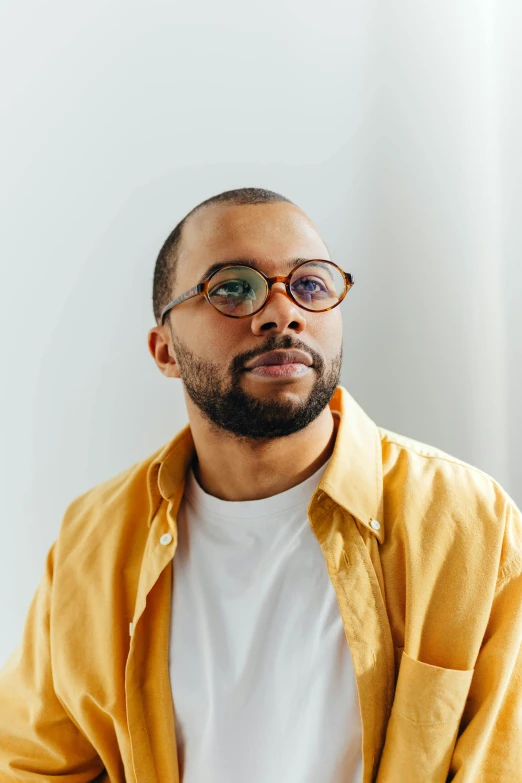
[190,407,339,502]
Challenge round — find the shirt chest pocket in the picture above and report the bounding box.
[376,648,474,783]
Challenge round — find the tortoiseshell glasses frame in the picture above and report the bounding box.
[160,259,355,325]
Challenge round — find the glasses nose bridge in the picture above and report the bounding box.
[264,273,292,301]
[266,273,291,289]
[266,274,289,283]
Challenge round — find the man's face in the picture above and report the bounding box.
[159,202,343,442]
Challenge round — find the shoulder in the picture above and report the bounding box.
[378,427,522,584]
[379,425,506,507]
[54,442,167,564]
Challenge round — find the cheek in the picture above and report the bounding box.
[196,319,236,359]
[316,313,342,343]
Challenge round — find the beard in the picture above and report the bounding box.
[168,328,342,443]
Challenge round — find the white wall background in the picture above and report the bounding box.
[1,0,521,665]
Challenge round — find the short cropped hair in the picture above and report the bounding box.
[152,187,295,324]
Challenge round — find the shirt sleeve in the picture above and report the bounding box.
[0,542,105,782]
[448,498,522,781]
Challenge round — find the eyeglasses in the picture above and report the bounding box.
[160,259,355,324]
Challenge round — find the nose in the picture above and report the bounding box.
[249,279,308,334]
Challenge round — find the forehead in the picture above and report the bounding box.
[178,203,329,278]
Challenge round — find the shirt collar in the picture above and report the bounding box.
[145,385,384,544]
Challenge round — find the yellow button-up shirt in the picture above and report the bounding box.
[1,385,521,782]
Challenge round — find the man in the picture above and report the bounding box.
[0,187,520,783]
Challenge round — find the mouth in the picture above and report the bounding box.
[245,363,312,379]
[244,349,313,371]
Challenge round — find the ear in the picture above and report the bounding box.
[147,326,181,379]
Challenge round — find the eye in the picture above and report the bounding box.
[210,280,252,297]
[292,277,328,293]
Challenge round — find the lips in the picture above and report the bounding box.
[245,350,313,369]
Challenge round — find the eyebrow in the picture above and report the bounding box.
[197,257,328,284]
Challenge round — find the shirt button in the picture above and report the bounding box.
[160,533,173,546]
[369,518,381,530]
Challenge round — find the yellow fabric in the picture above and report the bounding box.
[0,385,521,783]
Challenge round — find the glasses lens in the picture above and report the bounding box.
[207,262,345,316]
[289,261,345,310]
[207,266,268,316]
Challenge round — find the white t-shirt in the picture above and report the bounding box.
[169,434,363,782]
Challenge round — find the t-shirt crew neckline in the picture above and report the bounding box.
[183,412,340,521]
